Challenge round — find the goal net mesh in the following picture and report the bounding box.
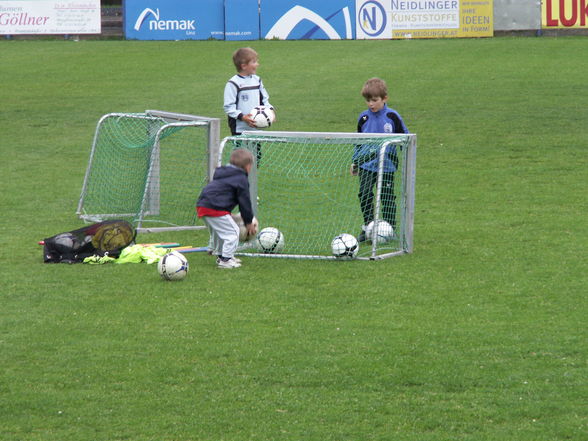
[221,131,416,260]
[77,113,211,231]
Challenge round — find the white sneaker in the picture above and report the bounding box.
[217,258,241,269]
[216,257,242,264]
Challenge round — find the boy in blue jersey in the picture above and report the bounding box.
[350,78,408,242]
[223,47,273,165]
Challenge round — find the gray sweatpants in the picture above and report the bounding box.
[202,215,240,259]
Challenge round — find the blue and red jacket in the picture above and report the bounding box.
[196,165,254,225]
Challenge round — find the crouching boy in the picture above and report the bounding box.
[196,149,256,269]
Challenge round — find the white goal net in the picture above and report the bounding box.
[219,131,416,260]
[77,110,220,233]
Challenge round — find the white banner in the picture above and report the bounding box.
[390,0,460,30]
[0,0,100,34]
[356,0,393,39]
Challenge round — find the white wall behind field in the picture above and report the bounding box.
[494,0,542,31]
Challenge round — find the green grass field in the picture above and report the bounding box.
[1,37,587,440]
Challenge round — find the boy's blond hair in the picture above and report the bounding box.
[361,77,388,100]
[230,148,254,170]
[232,47,258,71]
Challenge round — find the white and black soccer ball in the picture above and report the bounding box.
[366,220,394,244]
[331,233,359,260]
[256,227,284,253]
[251,106,275,128]
[157,251,189,281]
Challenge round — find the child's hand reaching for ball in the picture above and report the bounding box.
[246,217,258,238]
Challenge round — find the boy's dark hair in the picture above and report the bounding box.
[361,77,388,100]
[230,148,254,170]
[232,47,258,71]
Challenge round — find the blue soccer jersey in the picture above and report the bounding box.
[353,105,408,173]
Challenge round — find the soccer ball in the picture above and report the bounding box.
[366,220,394,244]
[231,212,259,242]
[250,106,275,128]
[256,227,285,253]
[157,251,189,281]
[331,234,359,260]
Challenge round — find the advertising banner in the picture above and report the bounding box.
[225,0,259,40]
[0,0,100,34]
[356,0,392,38]
[356,0,493,39]
[124,0,224,40]
[542,0,588,28]
[261,0,355,39]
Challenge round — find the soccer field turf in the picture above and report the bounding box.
[1,37,587,440]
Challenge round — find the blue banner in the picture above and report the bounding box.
[225,0,260,40]
[124,0,224,40]
[260,0,355,40]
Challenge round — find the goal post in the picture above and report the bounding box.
[145,109,221,175]
[219,131,417,260]
[77,110,220,233]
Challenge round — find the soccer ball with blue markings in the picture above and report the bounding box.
[158,251,189,281]
[366,220,394,244]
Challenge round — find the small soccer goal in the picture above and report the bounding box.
[219,131,416,260]
[77,110,220,233]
